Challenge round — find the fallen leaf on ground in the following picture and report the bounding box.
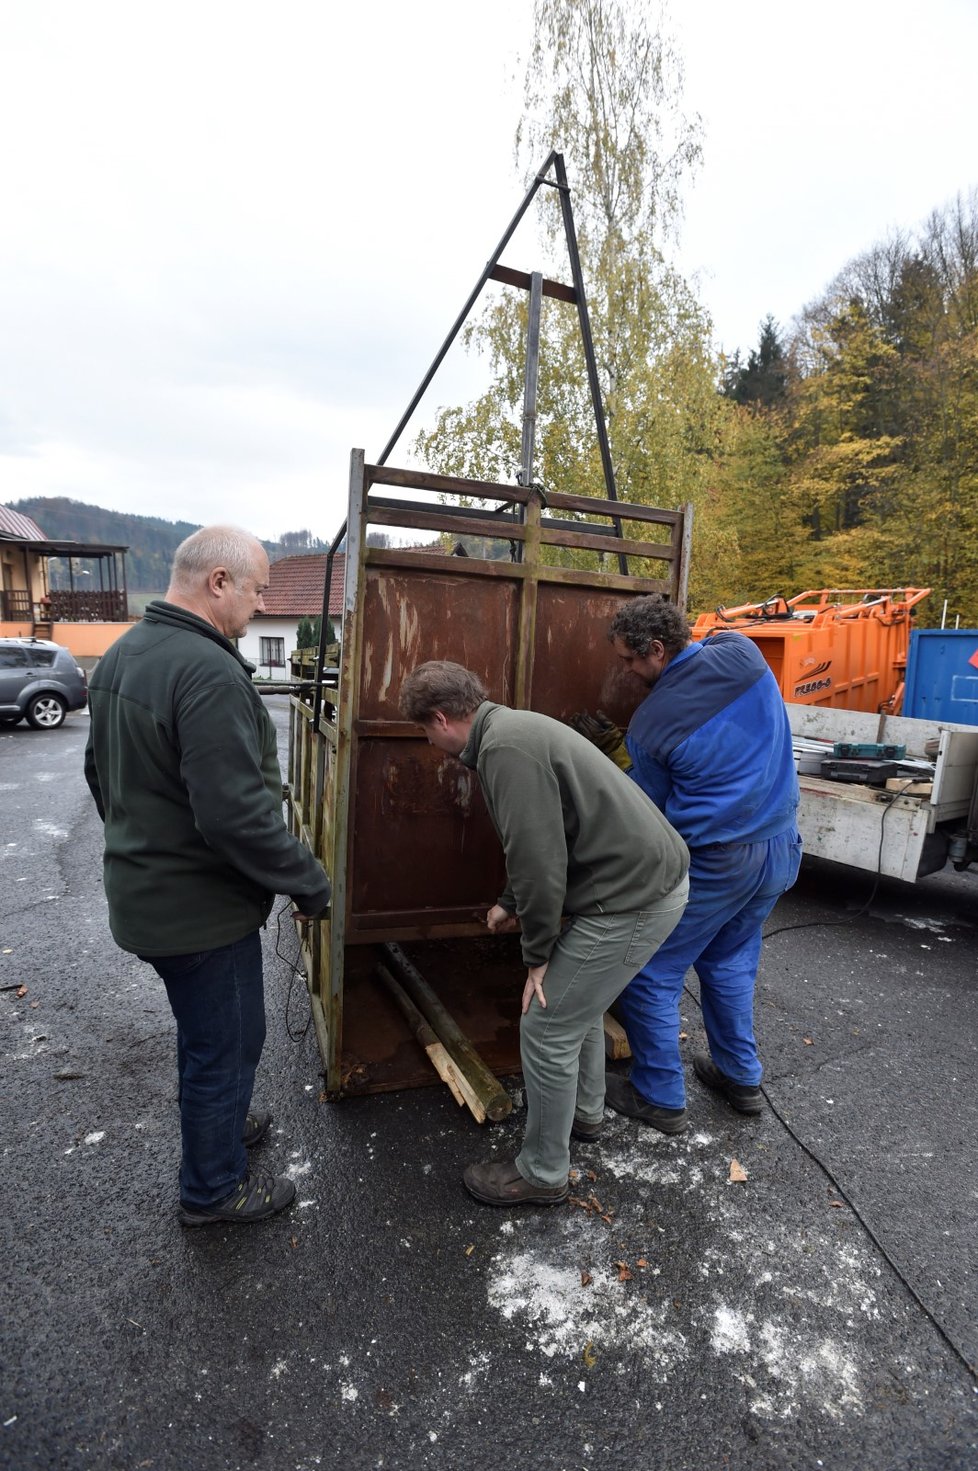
[636,1257,648,1268]
[829,1199,845,1209]
[586,1169,597,1181]
[580,1271,592,1287]
[728,1158,748,1183]
[678,1030,688,1040]
[803,1036,814,1045]
[582,1342,598,1368]
[290,1235,299,1248]
[464,1244,475,1257]
[16,985,27,998]
[615,1261,633,1282]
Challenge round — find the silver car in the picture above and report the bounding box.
[0,638,89,730]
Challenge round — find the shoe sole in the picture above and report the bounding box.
[178,1183,296,1227]
[463,1181,569,1208]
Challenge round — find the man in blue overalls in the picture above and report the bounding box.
[576,597,801,1131]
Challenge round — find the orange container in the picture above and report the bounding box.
[691,589,931,714]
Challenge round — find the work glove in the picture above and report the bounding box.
[569,710,632,772]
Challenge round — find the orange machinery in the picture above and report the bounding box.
[691,589,932,715]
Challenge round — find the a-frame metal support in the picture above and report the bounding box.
[314,151,628,715]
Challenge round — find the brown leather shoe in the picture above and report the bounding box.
[463,1158,568,1207]
[570,1113,605,1141]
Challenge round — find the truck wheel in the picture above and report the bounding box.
[26,694,67,730]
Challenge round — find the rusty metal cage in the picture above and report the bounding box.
[287,452,691,1098]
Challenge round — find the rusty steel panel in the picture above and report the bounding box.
[349,739,505,921]
[528,583,649,727]
[357,564,520,719]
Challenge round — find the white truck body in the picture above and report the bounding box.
[786,702,978,881]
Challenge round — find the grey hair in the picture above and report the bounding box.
[399,661,488,722]
[608,597,691,657]
[171,526,266,587]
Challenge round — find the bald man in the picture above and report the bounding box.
[85,526,331,1228]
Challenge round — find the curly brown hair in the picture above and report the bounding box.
[608,597,691,657]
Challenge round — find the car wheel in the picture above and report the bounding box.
[26,694,67,730]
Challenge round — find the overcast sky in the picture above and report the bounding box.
[2,0,977,544]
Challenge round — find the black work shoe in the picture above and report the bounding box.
[463,1158,569,1207]
[692,1052,764,1114]
[570,1113,605,1141]
[242,1108,272,1147]
[605,1073,688,1134]
[179,1171,296,1227]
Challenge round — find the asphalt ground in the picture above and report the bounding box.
[1,697,976,1471]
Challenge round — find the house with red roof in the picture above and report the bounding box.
[238,552,345,677]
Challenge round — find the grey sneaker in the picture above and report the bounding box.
[605,1073,688,1134]
[179,1171,296,1227]
[463,1158,568,1207]
[242,1108,272,1147]
[692,1052,763,1114]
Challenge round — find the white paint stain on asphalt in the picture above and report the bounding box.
[481,1127,883,1422]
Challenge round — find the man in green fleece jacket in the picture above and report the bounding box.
[85,526,331,1227]
[399,661,690,1207]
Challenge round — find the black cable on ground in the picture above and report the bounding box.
[759,1076,978,1383]
[683,778,978,1384]
[272,899,313,1042]
[683,979,977,1382]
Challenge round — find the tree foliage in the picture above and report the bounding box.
[412,0,978,627]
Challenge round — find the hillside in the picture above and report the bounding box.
[8,497,326,596]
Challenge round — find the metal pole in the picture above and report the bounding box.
[552,154,628,576]
[519,272,544,488]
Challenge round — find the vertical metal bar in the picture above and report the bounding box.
[377,151,560,466]
[322,448,367,1091]
[514,488,544,711]
[676,502,694,610]
[552,154,628,576]
[519,272,544,488]
[314,522,346,723]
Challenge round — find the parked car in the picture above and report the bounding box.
[0,638,88,729]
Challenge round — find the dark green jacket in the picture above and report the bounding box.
[84,601,331,956]
[460,702,689,967]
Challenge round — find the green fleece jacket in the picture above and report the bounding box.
[84,601,331,956]
[460,702,689,967]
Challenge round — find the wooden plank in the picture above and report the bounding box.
[366,504,527,542]
[489,263,577,303]
[540,525,674,560]
[545,490,683,526]
[365,463,530,504]
[603,1012,631,1060]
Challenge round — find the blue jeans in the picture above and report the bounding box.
[616,830,802,1109]
[143,930,266,1207]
